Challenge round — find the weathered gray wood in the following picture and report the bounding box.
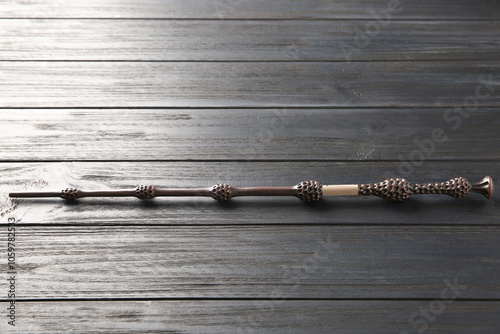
[1,61,499,107]
[1,162,497,225]
[1,1,498,332]
[2,20,500,61]
[1,300,499,333]
[0,109,498,161]
[2,0,500,19]
[0,225,498,299]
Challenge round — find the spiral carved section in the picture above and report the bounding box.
[411,177,472,198]
[60,188,81,200]
[358,178,411,202]
[135,185,156,200]
[294,180,323,202]
[211,184,232,201]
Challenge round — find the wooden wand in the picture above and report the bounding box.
[9,176,493,202]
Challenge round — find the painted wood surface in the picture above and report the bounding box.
[2,20,500,61]
[1,301,499,333]
[0,225,498,299]
[2,0,500,19]
[0,109,498,161]
[1,61,499,107]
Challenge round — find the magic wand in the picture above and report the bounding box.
[9,176,493,202]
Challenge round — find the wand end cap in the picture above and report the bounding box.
[471,175,494,199]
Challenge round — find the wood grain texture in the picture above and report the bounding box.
[2,0,500,19]
[1,162,497,225]
[1,300,499,333]
[1,0,498,331]
[0,225,498,299]
[1,61,500,107]
[0,109,498,161]
[2,20,500,61]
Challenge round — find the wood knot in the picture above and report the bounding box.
[211,184,232,201]
[359,178,411,201]
[294,180,323,202]
[60,188,81,200]
[135,185,156,199]
[442,177,472,198]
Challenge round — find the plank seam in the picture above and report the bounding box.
[3,297,500,302]
[4,223,500,227]
[1,59,499,63]
[1,159,500,163]
[1,18,500,21]
[1,106,498,110]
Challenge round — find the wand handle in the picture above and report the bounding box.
[358,176,493,201]
[9,176,493,202]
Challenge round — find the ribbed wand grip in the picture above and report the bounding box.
[358,176,493,201]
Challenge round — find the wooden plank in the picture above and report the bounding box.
[1,0,500,19]
[1,300,499,333]
[2,161,497,225]
[0,225,498,299]
[0,109,498,161]
[1,61,500,107]
[2,20,500,61]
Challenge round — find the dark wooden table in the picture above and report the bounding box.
[1,1,499,333]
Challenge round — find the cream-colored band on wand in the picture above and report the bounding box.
[323,184,359,196]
